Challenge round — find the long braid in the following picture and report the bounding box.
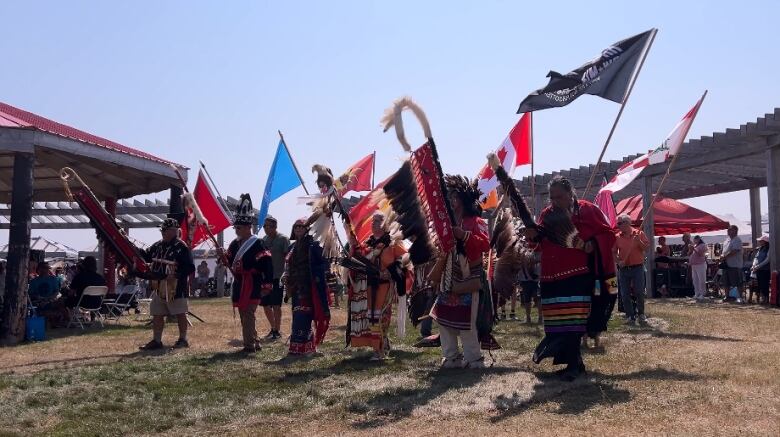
[543,176,582,248]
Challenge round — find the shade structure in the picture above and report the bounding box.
[615,195,730,236]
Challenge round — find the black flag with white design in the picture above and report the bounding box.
[517,29,656,114]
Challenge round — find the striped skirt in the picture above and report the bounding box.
[533,274,592,365]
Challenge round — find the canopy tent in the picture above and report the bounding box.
[615,195,730,236]
[0,236,79,260]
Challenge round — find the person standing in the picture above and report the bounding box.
[518,251,542,325]
[690,235,709,302]
[614,214,650,325]
[139,218,196,350]
[751,235,771,304]
[720,225,744,302]
[523,176,616,380]
[430,176,490,369]
[283,218,331,357]
[222,194,274,353]
[346,212,409,361]
[261,215,289,340]
[196,261,210,298]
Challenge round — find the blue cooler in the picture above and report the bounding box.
[25,316,46,341]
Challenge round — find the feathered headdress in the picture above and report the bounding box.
[312,164,334,192]
[233,193,255,226]
[444,174,482,218]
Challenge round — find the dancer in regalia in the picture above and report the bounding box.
[346,212,409,361]
[526,176,615,380]
[430,176,491,369]
[283,218,331,357]
[223,194,274,353]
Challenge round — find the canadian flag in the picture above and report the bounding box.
[476,112,532,209]
[599,92,706,196]
[181,169,232,248]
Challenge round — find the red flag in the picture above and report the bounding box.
[594,176,617,228]
[348,178,388,244]
[182,169,232,248]
[477,113,532,208]
[337,152,375,195]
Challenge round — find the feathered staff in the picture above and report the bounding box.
[486,153,581,249]
[381,97,457,256]
[491,207,534,305]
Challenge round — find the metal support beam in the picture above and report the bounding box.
[641,177,655,299]
[749,187,762,247]
[1,152,34,345]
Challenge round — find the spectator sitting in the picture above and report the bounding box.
[65,256,106,309]
[28,262,61,306]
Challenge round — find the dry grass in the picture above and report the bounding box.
[1,298,779,436]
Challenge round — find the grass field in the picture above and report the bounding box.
[1,298,779,436]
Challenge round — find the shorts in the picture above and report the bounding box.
[150,294,189,316]
[261,278,284,307]
[723,267,743,288]
[520,281,539,304]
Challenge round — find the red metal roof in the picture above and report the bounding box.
[0,101,184,167]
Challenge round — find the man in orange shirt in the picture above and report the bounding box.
[613,214,650,325]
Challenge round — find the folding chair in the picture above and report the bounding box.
[67,286,108,329]
[103,284,139,323]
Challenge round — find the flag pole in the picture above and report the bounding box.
[640,90,707,223]
[198,160,233,220]
[583,28,658,199]
[529,112,536,216]
[371,150,376,190]
[278,130,310,195]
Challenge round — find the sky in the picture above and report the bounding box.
[0,0,777,250]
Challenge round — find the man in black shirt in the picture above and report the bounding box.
[65,256,106,309]
[139,218,195,350]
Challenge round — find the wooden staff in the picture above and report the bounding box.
[640,90,708,223]
[170,165,230,268]
[583,29,658,199]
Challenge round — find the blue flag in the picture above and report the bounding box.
[257,140,304,225]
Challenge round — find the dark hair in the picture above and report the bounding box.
[81,256,98,273]
[444,175,482,218]
[548,176,579,214]
[658,236,666,243]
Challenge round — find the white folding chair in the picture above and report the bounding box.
[67,286,108,329]
[103,284,139,323]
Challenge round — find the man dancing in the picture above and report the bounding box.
[139,218,196,350]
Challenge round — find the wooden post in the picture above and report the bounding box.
[169,185,184,220]
[1,152,34,345]
[749,187,762,248]
[641,176,656,298]
[103,197,117,293]
[766,147,780,275]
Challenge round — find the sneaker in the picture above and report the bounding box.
[509,313,517,321]
[638,314,648,325]
[465,357,486,369]
[139,340,163,350]
[625,317,636,326]
[173,338,189,349]
[241,345,257,353]
[369,352,386,362]
[263,330,275,340]
[270,331,282,341]
[440,357,464,369]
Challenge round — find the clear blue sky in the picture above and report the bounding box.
[1,0,777,249]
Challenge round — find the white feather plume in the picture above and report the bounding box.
[381,96,432,152]
[183,192,208,225]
